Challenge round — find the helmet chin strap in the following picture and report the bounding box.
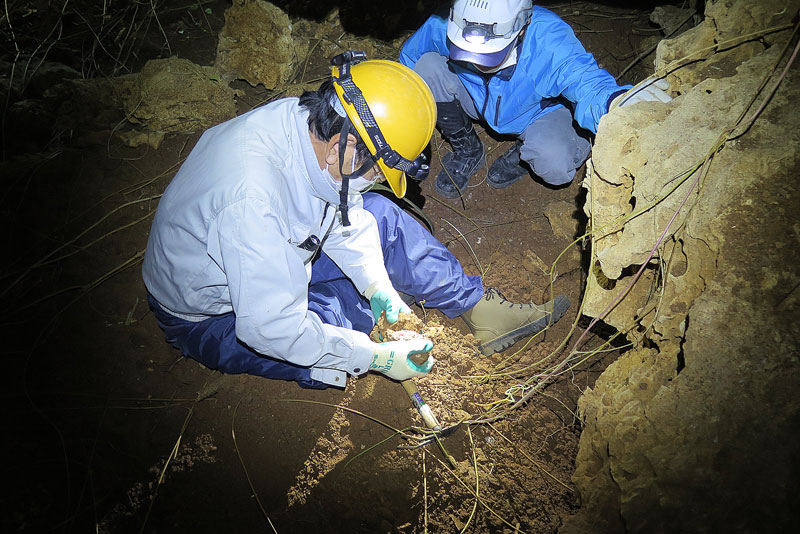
[336,118,376,227]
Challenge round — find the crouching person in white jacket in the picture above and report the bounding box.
[142,52,569,389]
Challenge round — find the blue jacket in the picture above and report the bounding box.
[399,6,629,134]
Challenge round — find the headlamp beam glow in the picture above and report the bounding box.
[464,29,488,44]
[462,21,500,43]
[451,7,533,41]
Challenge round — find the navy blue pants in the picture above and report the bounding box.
[148,193,483,388]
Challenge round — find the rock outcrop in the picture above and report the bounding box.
[215,0,303,90]
[120,57,236,134]
[213,1,406,96]
[564,1,800,532]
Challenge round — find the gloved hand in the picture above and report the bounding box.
[612,78,672,108]
[369,339,435,381]
[365,282,411,324]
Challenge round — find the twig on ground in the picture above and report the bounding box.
[232,400,280,533]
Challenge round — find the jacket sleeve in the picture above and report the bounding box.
[399,14,450,68]
[321,196,392,296]
[529,11,631,133]
[210,196,374,378]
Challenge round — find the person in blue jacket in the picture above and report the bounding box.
[399,0,672,198]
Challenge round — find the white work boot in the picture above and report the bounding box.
[461,287,570,356]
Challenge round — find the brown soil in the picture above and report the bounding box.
[2,1,663,532]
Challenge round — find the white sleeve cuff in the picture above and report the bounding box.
[363,281,384,300]
[309,331,374,387]
[348,330,375,376]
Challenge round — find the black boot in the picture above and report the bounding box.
[487,141,528,188]
[435,100,485,198]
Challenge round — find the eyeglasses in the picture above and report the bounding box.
[348,149,385,183]
[364,161,385,182]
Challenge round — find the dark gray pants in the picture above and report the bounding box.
[414,52,592,186]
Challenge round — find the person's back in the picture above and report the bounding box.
[143,99,330,318]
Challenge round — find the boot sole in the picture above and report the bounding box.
[486,172,528,189]
[434,154,486,199]
[478,295,570,356]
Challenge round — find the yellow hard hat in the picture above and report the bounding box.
[331,54,436,198]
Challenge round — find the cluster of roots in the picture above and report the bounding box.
[371,311,509,426]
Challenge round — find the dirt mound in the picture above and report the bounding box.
[366,311,578,532]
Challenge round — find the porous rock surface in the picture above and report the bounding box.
[213,2,406,96]
[215,0,303,90]
[563,1,800,532]
[119,57,236,134]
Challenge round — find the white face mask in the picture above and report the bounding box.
[324,153,379,194]
[348,175,377,193]
[473,46,519,74]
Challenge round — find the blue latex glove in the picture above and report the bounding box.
[368,286,411,324]
[369,339,435,381]
[612,78,672,108]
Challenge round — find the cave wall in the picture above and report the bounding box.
[563,1,800,532]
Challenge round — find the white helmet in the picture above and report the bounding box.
[447,0,532,68]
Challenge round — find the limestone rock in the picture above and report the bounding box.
[654,0,798,92]
[120,57,236,133]
[654,18,716,87]
[215,0,301,89]
[705,0,799,44]
[649,5,697,35]
[213,3,403,95]
[586,42,793,316]
[566,1,800,532]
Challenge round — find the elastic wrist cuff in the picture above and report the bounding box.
[607,88,629,112]
[363,281,387,300]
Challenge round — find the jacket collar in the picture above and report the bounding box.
[294,108,341,206]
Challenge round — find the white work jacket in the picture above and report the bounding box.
[142,98,392,386]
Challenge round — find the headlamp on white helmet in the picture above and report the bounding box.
[447,0,532,68]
